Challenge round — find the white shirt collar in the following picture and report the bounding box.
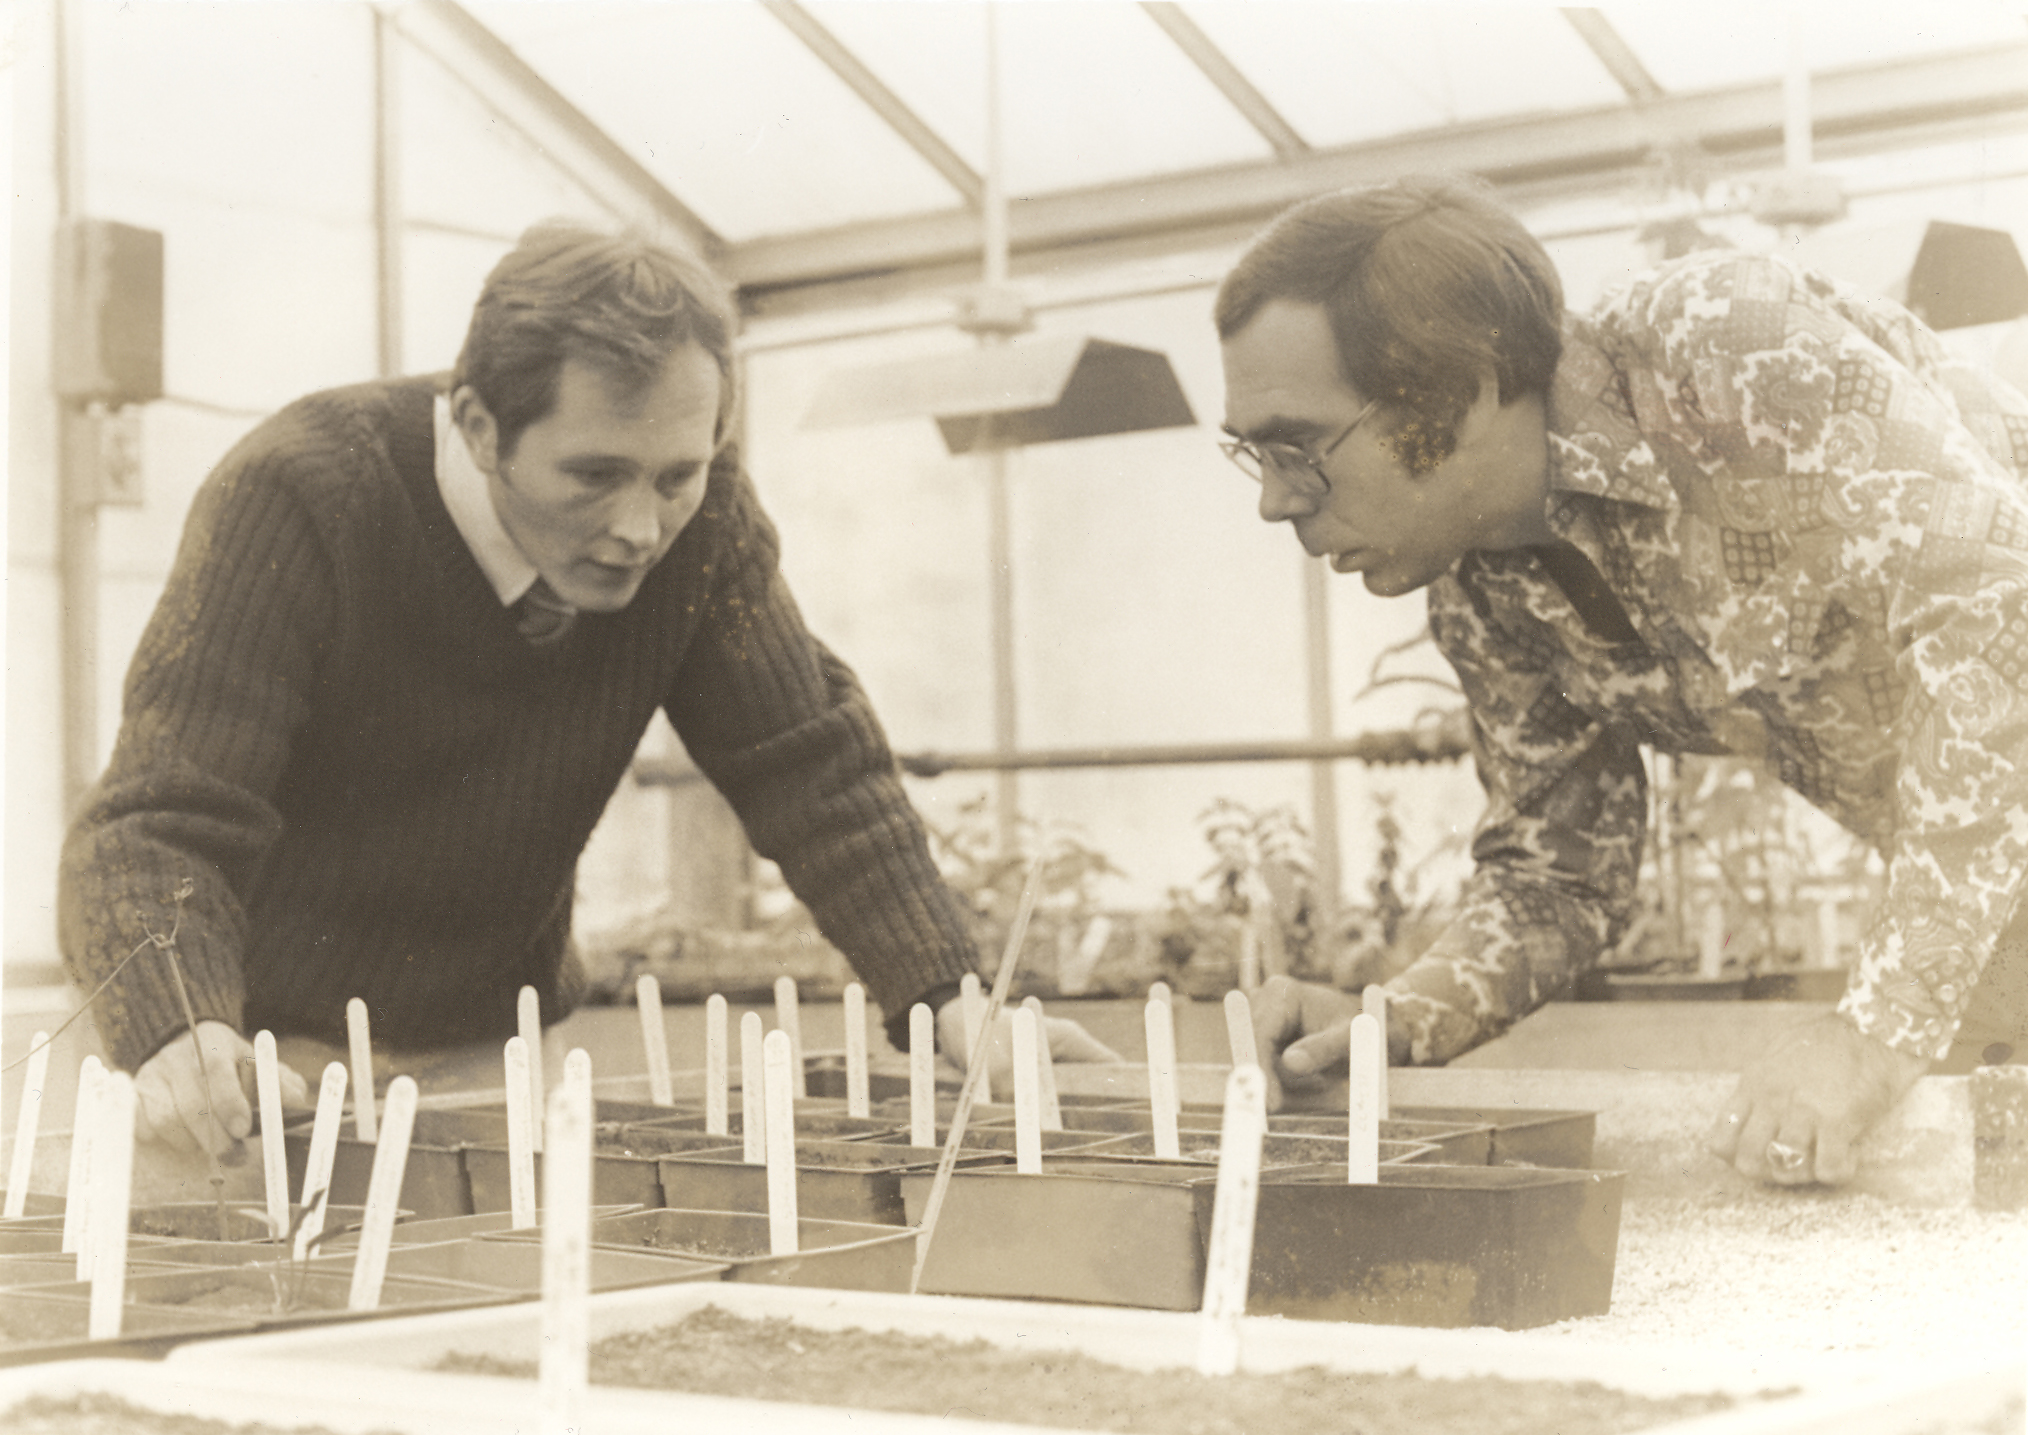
[435,393,541,608]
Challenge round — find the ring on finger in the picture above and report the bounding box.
[1765,1140,1808,1174]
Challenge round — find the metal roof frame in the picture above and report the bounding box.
[724,40,2028,313]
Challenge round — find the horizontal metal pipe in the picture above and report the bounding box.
[632,727,1469,789]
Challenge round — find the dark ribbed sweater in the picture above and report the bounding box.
[58,376,975,1071]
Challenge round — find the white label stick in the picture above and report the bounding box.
[503,1037,537,1230]
[1195,1064,1267,1376]
[908,1003,935,1149]
[843,982,870,1119]
[517,986,544,1155]
[253,1031,289,1241]
[704,995,729,1137]
[1223,989,1259,1070]
[1149,980,1173,1007]
[1024,996,1063,1133]
[762,1029,799,1255]
[345,998,376,1143]
[296,1062,348,1262]
[63,1055,103,1263]
[1146,998,1181,1160]
[540,1051,593,1435]
[773,976,807,1100]
[637,974,673,1106]
[1361,985,1391,1119]
[1348,1014,1382,1185]
[740,1012,765,1165]
[1011,1007,1043,1175]
[86,1072,136,1341]
[349,1074,417,1311]
[5,1031,50,1219]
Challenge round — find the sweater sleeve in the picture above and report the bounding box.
[57,430,338,1072]
[663,464,977,1041]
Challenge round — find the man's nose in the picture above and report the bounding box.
[609,486,663,551]
[1257,472,1317,524]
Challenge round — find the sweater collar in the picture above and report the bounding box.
[434,394,540,609]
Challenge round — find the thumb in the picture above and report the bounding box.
[1281,1024,1353,1080]
[1044,1020,1124,1065]
[278,1061,314,1110]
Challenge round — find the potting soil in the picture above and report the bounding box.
[436,1305,1742,1434]
[1,1393,403,1435]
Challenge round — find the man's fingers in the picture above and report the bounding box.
[1282,1023,1354,1082]
[1704,1104,1749,1163]
[133,1067,200,1157]
[1813,1120,1860,1187]
[278,1061,314,1110]
[1042,1020,1123,1066]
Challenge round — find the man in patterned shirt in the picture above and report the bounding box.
[1217,174,2028,1186]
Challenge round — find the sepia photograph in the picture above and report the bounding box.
[3,2,2026,1430]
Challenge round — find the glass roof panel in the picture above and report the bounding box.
[1598,3,2027,94]
[468,1,963,240]
[814,1,1277,195]
[1179,3,1627,147]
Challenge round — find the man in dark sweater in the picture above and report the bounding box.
[59,221,1114,1158]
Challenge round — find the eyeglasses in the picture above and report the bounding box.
[1219,398,1382,500]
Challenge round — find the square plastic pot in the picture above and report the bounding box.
[463,1127,741,1213]
[0,1289,255,1366]
[900,1156,1217,1311]
[1232,1163,1626,1330]
[1391,1105,1598,1169]
[373,1238,727,1294]
[284,1108,511,1221]
[656,1139,988,1226]
[22,1265,498,1336]
[569,1207,919,1293]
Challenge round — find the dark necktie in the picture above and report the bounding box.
[514,577,577,646]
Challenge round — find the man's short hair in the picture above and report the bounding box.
[454,221,739,459]
[1215,175,1563,474]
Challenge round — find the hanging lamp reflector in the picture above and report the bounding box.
[1791,219,2028,331]
[804,335,1195,454]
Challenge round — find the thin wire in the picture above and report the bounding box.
[0,919,180,1074]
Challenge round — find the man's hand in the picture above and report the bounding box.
[1249,975,1370,1112]
[1705,1012,1930,1186]
[933,996,1123,1091]
[133,1020,311,1159]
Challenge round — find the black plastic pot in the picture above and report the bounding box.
[284,1108,511,1221]
[1233,1163,1626,1330]
[374,1237,727,1294]
[463,1127,742,1213]
[900,1156,1215,1311]
[1391,1106,1598,1169]
[572,1207,919,1293]
[0,1288,255,1367]
[656,1139,989,1225]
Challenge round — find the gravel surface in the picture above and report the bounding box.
[1542,1187,2028,1367]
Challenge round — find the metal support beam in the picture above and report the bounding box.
[1560,9,1666,104]
[724,41,2028,304]
[1140,2,1309,159]
[373,8,404,378]
[54,0,99,817]
[387,0,723,259]
[759,0,983,208]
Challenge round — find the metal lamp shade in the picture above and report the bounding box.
[1792,218,2028,331]
[804,334,1195,453]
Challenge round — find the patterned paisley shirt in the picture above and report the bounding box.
[1395,249,2028,1065]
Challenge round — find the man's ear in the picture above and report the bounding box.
[449,385,501,476]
